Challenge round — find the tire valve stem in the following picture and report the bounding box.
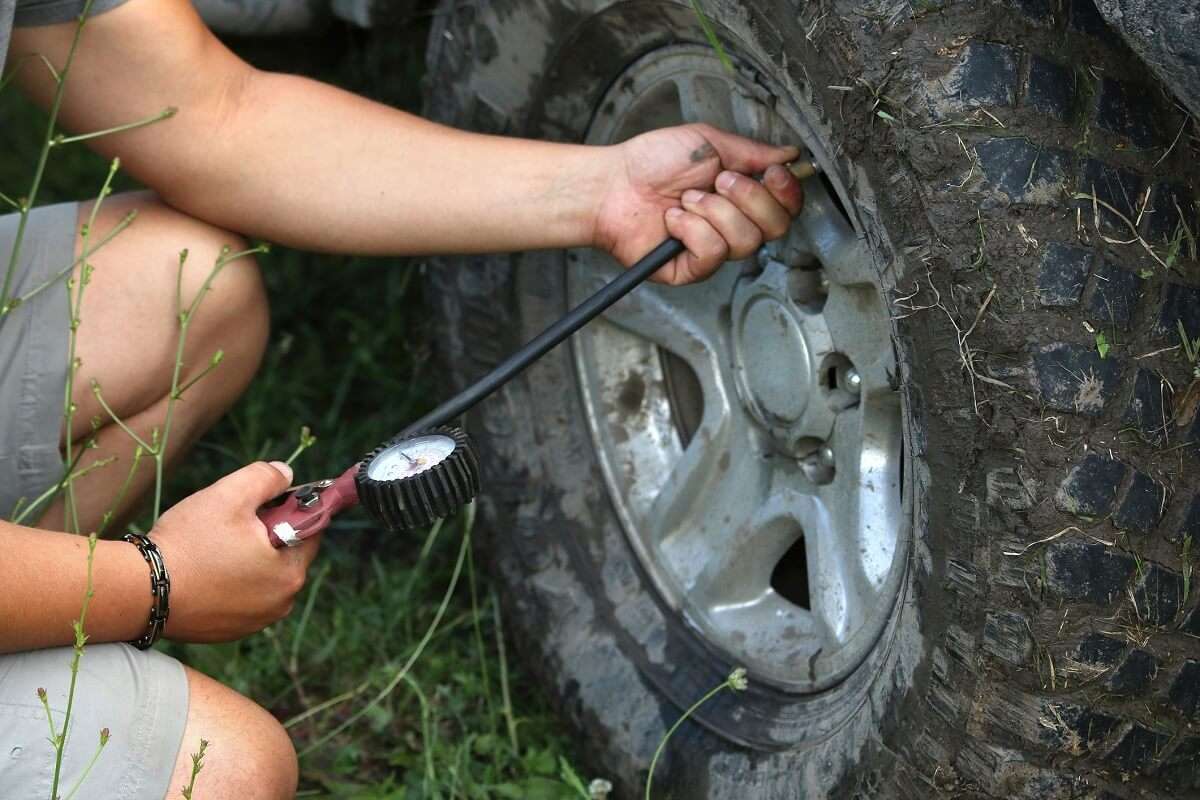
[787,159,821,181]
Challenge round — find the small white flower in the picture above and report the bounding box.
[588,777,614,799]
[728,667,749,691]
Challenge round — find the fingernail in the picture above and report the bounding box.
[268,460,294,483]
[716,172,737,192]
[766,165,789,188]
[681,189,705,205]
[666,207,684,219]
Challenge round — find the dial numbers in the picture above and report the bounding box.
[366,434,457,481]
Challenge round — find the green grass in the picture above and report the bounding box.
[2,18,586,799]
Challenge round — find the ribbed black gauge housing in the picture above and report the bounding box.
[355,426,480,531]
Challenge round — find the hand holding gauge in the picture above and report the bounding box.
[256,159,820,546]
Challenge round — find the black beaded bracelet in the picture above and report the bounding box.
[122,532,171,650]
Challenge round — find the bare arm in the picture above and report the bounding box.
[10,0,803,281]
[11,0,612,255]
[0,521,146,653]
[0,462,317,653]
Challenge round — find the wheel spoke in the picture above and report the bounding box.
[646,412,764,592]
[570,253,738,369]
[729,88,772,140]
[794,180,876,286]
[801,406,902,641]
[674,73,738,130]
[821,284,895,393]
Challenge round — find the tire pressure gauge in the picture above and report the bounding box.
[256,158,821,547]
[355,427,480,531]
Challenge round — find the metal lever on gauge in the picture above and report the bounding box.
[256,158,822,547]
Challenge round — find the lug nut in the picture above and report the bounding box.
[845,368,862,394]
[800,444,836,485]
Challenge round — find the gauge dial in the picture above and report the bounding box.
[366,434,457,481]
[355,426,480,532]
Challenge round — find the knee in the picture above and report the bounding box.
[181,231,270,391]
[244,714,299,800]
[191,714,297,800]
[174,669,298,800]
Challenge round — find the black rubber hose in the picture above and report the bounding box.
[398,237,686,439]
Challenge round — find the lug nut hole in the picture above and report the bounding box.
[819,353,861,411]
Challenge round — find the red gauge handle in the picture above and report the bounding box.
[258,464,360,548]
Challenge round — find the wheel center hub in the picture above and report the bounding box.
[730,260,836,451]
[736,296,812,423]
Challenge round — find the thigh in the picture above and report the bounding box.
[68,192,262,443]
[0,643,188,800]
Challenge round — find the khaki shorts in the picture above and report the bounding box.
[0,644,189,800]
[0,201,75,519]
[1,205,191,798]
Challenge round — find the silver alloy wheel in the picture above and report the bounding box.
[568,46,908,692]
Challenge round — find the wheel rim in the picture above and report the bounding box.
[568,46,907,692]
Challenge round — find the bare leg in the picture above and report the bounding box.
[166,667,299,800]
[39,191,269,533]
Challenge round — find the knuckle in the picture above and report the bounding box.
[764,218,791,240]
[732,231,762,258]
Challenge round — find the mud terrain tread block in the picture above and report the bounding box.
[1025,56,1075,120]
[1102,647,1159,694]
[1087,259,1143,329]
[1113,470,1167,534]
[1045,539,1136,605]
[1095,77,1162,147]
[1034,344,1124,415]
[1037,242,1093,306]
[974,137,1068,204]
[1121,368,1173,443]
[1168,660,1200,718]
[1106,723,1171,772]
[1073,158,1147,232]
[1055,453,1128,516]
[1132,562,1185,626]
[1181,495,1200,542]
[953,42,1020,109]
[1051,702,1122,749]
[1074,632,1126,668]
[1156,282,1200,340]
[982,610,1033,666]
[1143,182,1199,244]
[1161,736,1200,791]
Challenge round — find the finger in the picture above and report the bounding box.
[213,460,294,509]
[763,163,805,217]
[696,125,799,175]
[291,532,323,570]
[663,207,729,285]
[680,189,762,260]
[714,171,793,242]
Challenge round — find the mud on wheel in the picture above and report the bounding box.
[422,0,1200,796]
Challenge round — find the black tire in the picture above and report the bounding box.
[421,0,1200,796]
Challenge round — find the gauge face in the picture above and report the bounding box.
[366,434,457,481]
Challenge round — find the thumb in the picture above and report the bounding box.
[703,127,799,175]
[213,461,294,509]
